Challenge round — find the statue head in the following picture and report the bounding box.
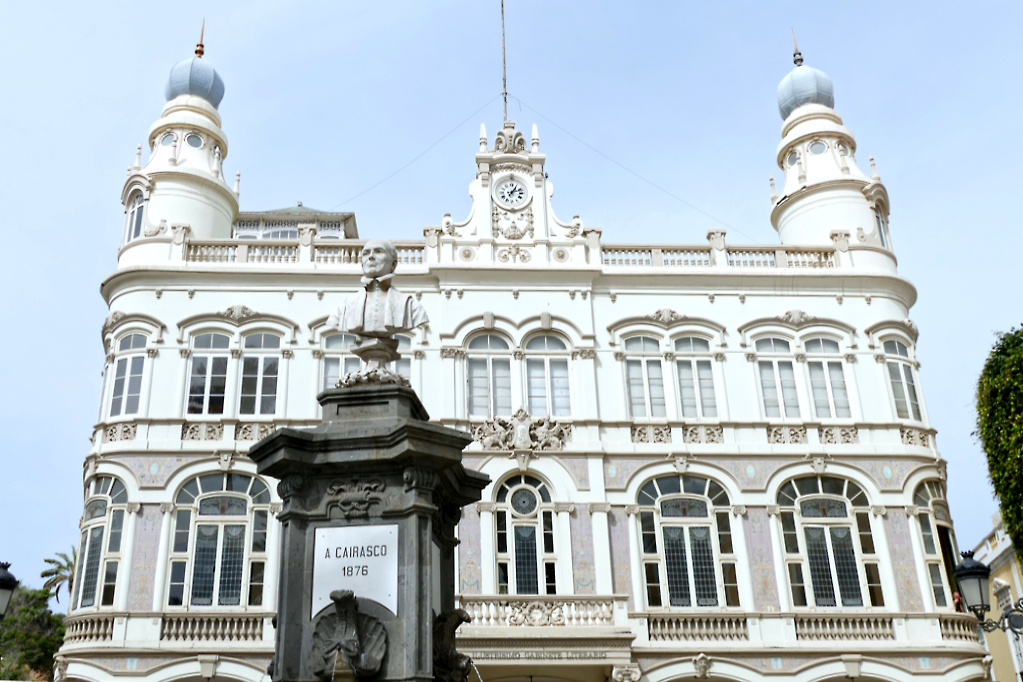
[361,240,398,279]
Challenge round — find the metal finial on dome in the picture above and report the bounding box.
[195,19,205,58]
[791,28,803,66]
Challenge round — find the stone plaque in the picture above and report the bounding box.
[312,525,398,616]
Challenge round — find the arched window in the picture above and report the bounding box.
[673,337,717,418]
[467,334,512,418]
[168,472,272,608]
[873,206,890,249]
[187,333,231,415]
[494,474,556,595]
[110,334,147,417]
[755,338,800,419]
[914,480,957,608]
[624,336,666,418]
[322,334,412,390]
[125,193,145,243]
[804,338,851,420]
[883,340,922,422]
[524,335,570,416]
[776,475,883,608]
[73,476,129,610]
[638,474,738,608]
[240,333,281,415]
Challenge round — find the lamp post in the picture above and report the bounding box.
[953,551,1023,634]
[0,562,19,621]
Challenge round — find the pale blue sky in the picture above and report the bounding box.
[1,1,1020,600]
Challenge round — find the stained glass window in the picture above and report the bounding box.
[493,475,557,595]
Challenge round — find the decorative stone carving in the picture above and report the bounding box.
[492,206,534,240]
[403,467,439,492]
[844,353,856,363]
[433,609,472,682]
[277,475,305,500]
[648,308,683,323]
[870,505,888,517]
[693,653,712,679]
[730,505,747,517]
[217,450,235,471]
[217,305,259,322]
[338,365,410,389]
[713,352,725,362]
[506,600,565,626]
[614,352,625,361]
[310,590,386,680]
[631,424,670,444]
[237,422,276,441]
[767,425,807,444]
[818,426,858,445]
[901,428,930,447]
[103,422,137,442]
[497,246,531,263]
[777,310,815,325]
[440,348,463,359]
[182,422,223,441]
[471,409,571,451]
[672,454,689,474]
[492,126,527,154]
[326,478,385,518]
[682,425,723,444]
[612,666,642,682]
[573,349,597,360]
[874,354,886,363]
[745,353,757,362]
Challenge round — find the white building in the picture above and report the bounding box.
[58,40,990,682]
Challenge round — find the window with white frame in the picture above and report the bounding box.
[467,334,512,418]
[125,192,145,243]
[884,340,922,421]
[240,333,281,415]
[72,476,128,611]
[624,336,666,418]
[804,338,851,419]
[168,472,272,608]
[235,221,299,240]
[638,474,738,608]
[322,334,412,390]
[914,480,958,608]
[110,334,147,417]
[777,475,883,608]
[673,337,717,419]
[524,335,570,417]
[494,474,557,595]
[187,333,231,415]
[755,337,800,419]
[873,206,890,249]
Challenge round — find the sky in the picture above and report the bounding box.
[0,1,1020,603]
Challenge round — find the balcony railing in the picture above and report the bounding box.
[160,614,267,642]
[458,595,623,627]
[181,239,426,267]
[63,614,115,644]
[939,613,981,642]
[794,614,894,641]
[647,614,749,641]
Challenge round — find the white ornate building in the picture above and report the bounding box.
[59,41,990,682]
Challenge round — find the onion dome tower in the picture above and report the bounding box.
[771,36,892,257]
[120,26,238,259]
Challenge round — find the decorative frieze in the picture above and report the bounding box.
[182,422,224,441]
[818,426,859,444]
[236,422,276,441]
[681,425,723,444]
[632,424,670,444]
[497,246,531,263]
[900,428,931,447]
[767,425,807,444]
[325,478,385,518]
[103,422,137,443]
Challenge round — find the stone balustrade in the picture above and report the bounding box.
[160,614,267,642]
[458,595,625,627]
[63,614,115,644]
[939,613,981,642]
[794,613,895,641]
[647,614,749,641]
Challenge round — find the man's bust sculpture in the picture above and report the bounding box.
[326,240,427,385]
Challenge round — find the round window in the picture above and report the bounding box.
[185,134,203,149]
[809,141,827,155]
[837,143,848,156]
[510,488,538,515]
[160,133,175,146]
[786,151,798,167]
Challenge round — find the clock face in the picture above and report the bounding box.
[497,180,527,206]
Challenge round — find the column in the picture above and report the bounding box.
[477,503,495,593]
[264,503,283,611]
[139,349,158,418]
[554,502,574,594]
[151,503,174,610]
[279,350,293,417]
[115,503,141,611]
[625,506,644,603]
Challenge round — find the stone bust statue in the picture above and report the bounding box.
[327,240,428,338]
[326,240,427,385]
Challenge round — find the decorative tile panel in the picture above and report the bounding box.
[458,503,482,594]
[127,504,162,610]
[569,507,595,594]
[883,511,925,611]
[741,507,781,612]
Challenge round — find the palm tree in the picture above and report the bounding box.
[40,547,76,604]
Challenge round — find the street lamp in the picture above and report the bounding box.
[953,551,1023,634]
[0,562,18,620]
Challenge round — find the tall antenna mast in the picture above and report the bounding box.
[501,0,508,122]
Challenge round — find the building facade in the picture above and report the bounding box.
[972,513,1023,681]
[59,43,990,682]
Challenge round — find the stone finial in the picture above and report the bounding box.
[233,171,241,196]
[769,176,778,203]
[869,155,880,181]
[133,144,142,171]
[531,123,539,153]
[479,123,487,152]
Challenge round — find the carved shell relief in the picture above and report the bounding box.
[492,128,527,154]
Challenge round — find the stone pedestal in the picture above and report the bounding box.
[249,384,489,682]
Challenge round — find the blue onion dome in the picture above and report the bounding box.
[165,56,225,109]
[776,48,834,120]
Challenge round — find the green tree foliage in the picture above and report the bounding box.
[0,588,65,681]
[976,326,1023,562]
[41,547,76,604]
